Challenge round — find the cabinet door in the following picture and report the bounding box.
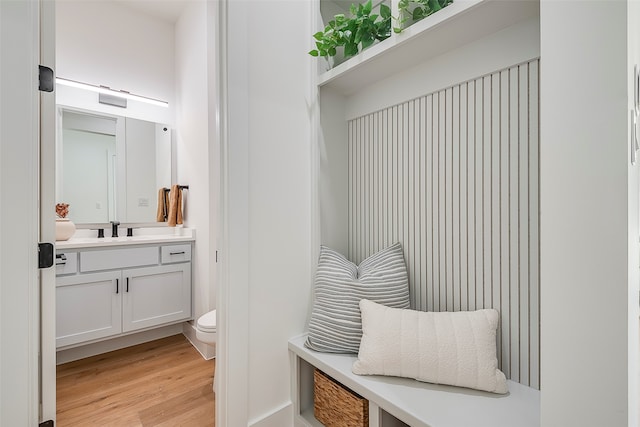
[56,271,122,348]
[122,263,192,332]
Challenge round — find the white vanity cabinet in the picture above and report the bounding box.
[56,270,122,347]
[122,263,191,332]
[55,242,192,349]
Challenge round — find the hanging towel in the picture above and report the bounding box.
[156,188,169,222]
[167,185,183,227]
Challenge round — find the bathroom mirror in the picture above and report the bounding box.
[56,107,172,224]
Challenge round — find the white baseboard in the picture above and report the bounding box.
[56,323,184,364]
[183,322,216,360]
[249,401,293,427]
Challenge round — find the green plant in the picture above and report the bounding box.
[309,0,392,59]
[394,0,453,33]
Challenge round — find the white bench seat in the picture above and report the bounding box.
[289,334,540,427]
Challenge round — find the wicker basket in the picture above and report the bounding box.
[313,369,368,427]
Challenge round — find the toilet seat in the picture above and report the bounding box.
[197,309,216,333]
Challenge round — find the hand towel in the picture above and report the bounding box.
[167,185,183,227]
[156,188,168,222]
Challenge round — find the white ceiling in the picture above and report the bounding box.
[114,0,189,24]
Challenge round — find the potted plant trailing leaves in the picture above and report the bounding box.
[395,0,453,32]
[309,0,453,68]
[309,0,391,64]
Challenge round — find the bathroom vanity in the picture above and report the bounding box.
[55,228,195,349]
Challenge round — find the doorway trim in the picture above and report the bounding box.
[39,0,57,422]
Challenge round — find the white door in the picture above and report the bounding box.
[0,0,52,424]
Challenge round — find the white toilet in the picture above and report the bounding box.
[196,309,217,351]
[196,309,217,392]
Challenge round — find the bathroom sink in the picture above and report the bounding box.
[55,228,195,249]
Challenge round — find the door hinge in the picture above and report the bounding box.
[38,65,54,92]
[38,243,54,269]
[39,420,54,427]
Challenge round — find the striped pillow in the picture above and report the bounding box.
[305,243,410,353]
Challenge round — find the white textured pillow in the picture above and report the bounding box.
[352,299,508,394]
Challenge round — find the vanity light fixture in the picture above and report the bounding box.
[55,77,169,108]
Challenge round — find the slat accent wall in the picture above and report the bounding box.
[347,59,540,389]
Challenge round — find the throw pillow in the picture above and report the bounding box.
[352,299,508,394]
[305,243,410,353]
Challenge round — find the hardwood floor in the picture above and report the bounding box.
[57,334,215,426]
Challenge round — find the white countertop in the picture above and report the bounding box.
[55,227,195,249]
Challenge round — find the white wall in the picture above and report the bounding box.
[628,1,640,424]
[175,0,215,348]
[346,17,540,120]
[56,0,174,124]
[540,1,638,425]
[222,0,313,425]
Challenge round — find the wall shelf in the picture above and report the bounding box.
[317,0,539,95]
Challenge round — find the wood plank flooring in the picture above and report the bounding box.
[57,334,215,426]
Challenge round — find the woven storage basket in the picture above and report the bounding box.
[313,369,368,427]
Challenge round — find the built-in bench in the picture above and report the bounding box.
[289,334,540,427]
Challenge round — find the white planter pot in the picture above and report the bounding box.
[55,218,76,241]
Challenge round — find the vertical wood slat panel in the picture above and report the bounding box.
[459,85,468,313]
[518,64,530,387]
[499,69,511,376]
[438,91,447,312]
[426,95,435,313]
[419,98,427,311]
[508,65,520,383]
[483,75,492,311]
[365,114,371,261]
[491,72,502,363]
[474,79,483,312]
[352,117,357,262]
[353,117,359,262]
[349,118,355,261]
[446,88,454,313]
[345,59,540,389]
[392,106,399,260]
[467,81,477,313]
[452,85,460,313]
[419,97,427,310]
[432,94,441,312]
[408,100,418,310]
[345,61,542,390]
[528,61,540,390]
[372,112,378,258]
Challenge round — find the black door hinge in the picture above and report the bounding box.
[38,243,54,269]
[39,420,54,427]
[38,65,54,92]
